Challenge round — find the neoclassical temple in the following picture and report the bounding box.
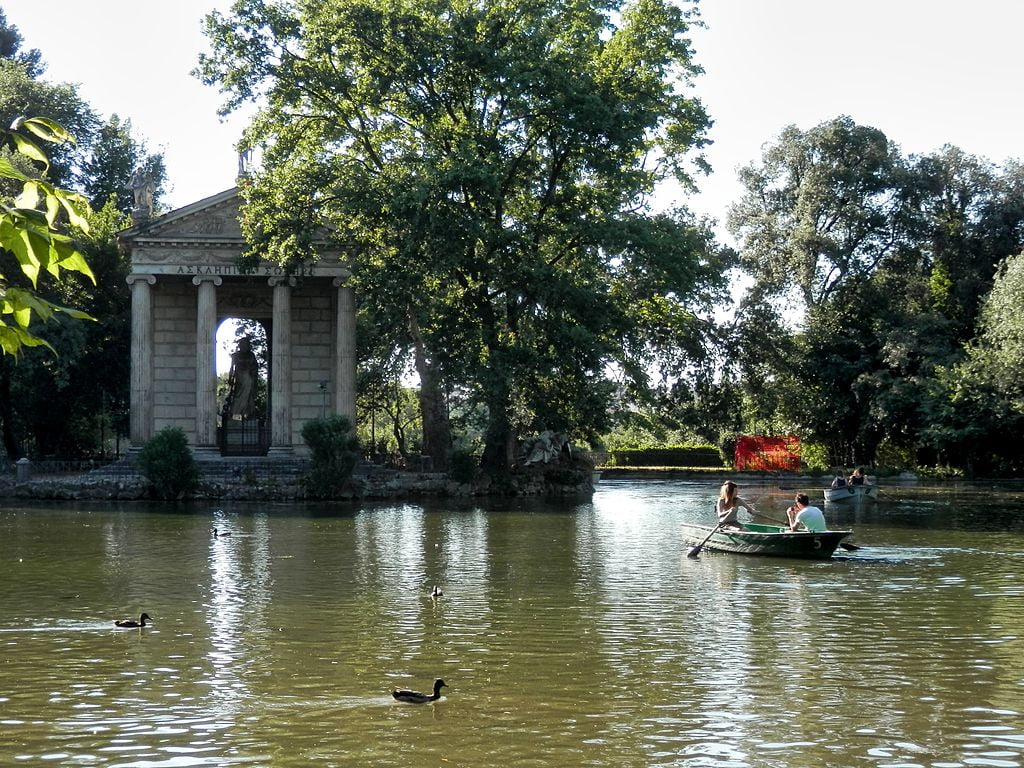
[118,187,356,458]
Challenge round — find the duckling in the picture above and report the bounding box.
[114,612,152,628]
[392,678,446,704]
[430,585,443,598]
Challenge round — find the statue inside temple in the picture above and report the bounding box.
[223,337,259,419]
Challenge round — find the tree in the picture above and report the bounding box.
[729,116,914,311]
[0,60,98,188]
[0,9,44,78]
[198,0,727,471]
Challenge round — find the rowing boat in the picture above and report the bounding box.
[680,522,853,560]
[823,484,878,503]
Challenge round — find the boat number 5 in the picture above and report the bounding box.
[813,537,822,549]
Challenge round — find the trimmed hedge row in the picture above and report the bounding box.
[608,446,723,468]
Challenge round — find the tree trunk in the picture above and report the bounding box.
[0,357,23,459]
[480,387,515,473]
[409,314,451,472]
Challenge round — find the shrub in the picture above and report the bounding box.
[301,415,360,498]
[448,447,478,484]
[136,427,200,499]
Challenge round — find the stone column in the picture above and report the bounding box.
[193,275,222,451]
[269,276,293,454]
[333,277,357,425]
[127,274,156,447]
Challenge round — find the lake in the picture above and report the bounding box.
[1,478,1023,767]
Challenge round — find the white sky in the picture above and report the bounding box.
[4,0,1023,240]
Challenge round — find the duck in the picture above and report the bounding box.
[430,585,443,598]
[391,678,447,704]
[213,528,231,537]
[114,612,152,628]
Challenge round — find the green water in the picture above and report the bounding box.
[1,479,1023,767]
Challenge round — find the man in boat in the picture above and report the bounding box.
[830,470,847,490]
[786,493,827,532]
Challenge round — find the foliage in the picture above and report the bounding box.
[136,427,200,499]
[799,442,830,472]
[0,116,95,356]
[0,60,99,187]
[962,250,1024,407]
[300,414,360,498]
[198,0,728,472]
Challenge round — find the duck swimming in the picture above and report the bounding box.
[114,612,152,628]
[430,585,443,598]
[392,678,446,704]
[213,528,231,537]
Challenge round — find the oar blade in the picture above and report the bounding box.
[686,524,723,559]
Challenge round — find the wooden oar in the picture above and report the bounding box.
[752,510,862,551]
[686,522,725,558]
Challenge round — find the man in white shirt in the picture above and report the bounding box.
[787,493,827,532]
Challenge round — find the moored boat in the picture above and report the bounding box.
[680,522,853,560]
[823,484,879,503]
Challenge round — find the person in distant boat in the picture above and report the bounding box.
[716,480,759,530]
[848,467,867,486]
[787,493,827,532]
[830,471,847,490]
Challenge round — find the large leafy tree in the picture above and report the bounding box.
[729,116,914,311]
[727,117,915,462]
[728,116,1024,468]
[923,251,1024,473]
[198,0,728,471]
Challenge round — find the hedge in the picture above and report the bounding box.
[607,446,723,468]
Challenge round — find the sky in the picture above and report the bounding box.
[3,0,1023,243]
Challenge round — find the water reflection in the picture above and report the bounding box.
[1,482,1023,766]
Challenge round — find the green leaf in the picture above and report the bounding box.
[52,188,90,233]
[11,133,49,169]
[19,116,75,145]
[15,180,40,209]
[0,154,32,183]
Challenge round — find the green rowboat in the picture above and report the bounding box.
[681,522,854,560]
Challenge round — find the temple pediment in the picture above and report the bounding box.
[119,187,350,278]
[120,188,245,245]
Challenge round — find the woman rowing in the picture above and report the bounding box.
[716,480,760,530]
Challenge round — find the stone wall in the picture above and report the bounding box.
[1,459,598,502]
[289,283,335,449]
[153,279,198,435]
